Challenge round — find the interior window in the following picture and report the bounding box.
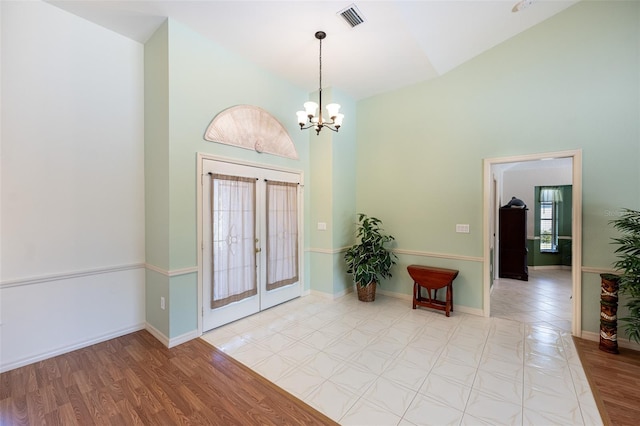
[540,188,559,253]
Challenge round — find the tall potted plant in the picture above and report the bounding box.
[610,208,640,344]
[344,213,397,302]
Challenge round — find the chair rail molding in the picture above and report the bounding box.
[0,263,145,289]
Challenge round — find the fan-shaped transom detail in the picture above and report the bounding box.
[204,105,298,160]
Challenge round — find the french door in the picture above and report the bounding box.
[202,159,302,331]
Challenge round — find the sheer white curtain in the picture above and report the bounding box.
[210,174,257,308]
[266,180,298,291]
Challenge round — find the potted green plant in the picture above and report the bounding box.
[344,213,397,302]
[610,208,640,344]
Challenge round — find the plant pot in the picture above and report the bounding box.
[357,282,376,302]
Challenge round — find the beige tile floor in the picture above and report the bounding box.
[202,269,600,425]
[491,269,573,333]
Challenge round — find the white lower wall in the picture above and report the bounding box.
[0,267,145,372]
[0,0,146,371]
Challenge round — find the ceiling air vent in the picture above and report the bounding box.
[338,4,365,28]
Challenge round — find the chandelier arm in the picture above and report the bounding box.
[299,123,339,134]
[300,117,339,127]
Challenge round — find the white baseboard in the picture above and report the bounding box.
[0,323,145,373]
[377,287,412,301]
[310,286,354,300]
[324,286,485,317]
[144,323,199,348]
[580,330,640,352]
[378,288,485,316]
[168,329,200,348]
[452,305,485,317]
[529,265,572,271]
[145,322,170,347]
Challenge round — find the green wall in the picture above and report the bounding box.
[145,18,358,339]
[144,21,171,335]
[356,1,639,332]
[144,22,170,271]
[144,19,335,339]
[145,1,639,340]
[308,87,358,296]
[331,88,358,295]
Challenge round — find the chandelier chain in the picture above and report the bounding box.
[296,30,343,134]
[318,36,322,96]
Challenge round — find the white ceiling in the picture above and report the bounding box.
[46,0,579,100]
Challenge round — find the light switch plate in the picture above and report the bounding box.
[317,222,327,231]
[456,224,470,233]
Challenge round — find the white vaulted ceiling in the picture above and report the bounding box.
[46,0,579,100]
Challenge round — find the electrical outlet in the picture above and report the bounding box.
[317,222,327,231]
[161,296,166,310]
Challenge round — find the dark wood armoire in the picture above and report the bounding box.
[499,207,528,281]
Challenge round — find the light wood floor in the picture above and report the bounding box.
[0,330,337,425]
[573,337,640,426]
[1,329,638,425]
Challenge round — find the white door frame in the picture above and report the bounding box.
[196,153,305,336]
[482,149,583,337]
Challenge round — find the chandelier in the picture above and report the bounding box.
[297,31,344,135]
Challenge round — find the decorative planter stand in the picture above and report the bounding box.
[599,273,620,354]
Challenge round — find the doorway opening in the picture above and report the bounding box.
[483,150,583,336]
